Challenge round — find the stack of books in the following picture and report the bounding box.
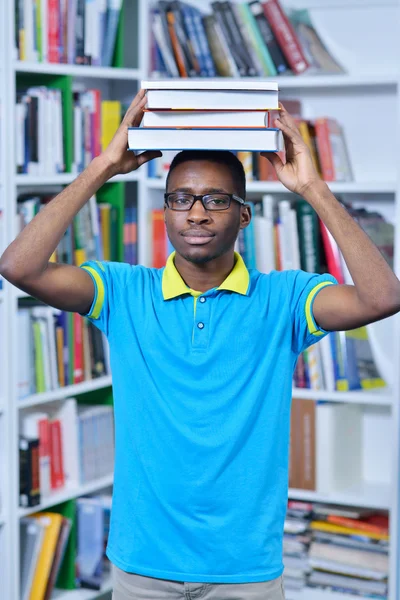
[308,504,389,598]
[128,79,284,152]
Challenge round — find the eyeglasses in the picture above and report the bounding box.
[164,192,245,212]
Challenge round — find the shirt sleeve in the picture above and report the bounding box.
[79,260,112,335]
[285,269,339,354]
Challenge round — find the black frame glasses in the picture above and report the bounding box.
[164,192,246,212]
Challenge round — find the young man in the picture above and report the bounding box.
[1,89,399,600]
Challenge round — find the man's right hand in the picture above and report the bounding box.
[102,88,162,176]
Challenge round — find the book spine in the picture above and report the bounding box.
[211,1,247,75]
[50,419,65,489]
[262,0,309,74]
[314,118,335,181]
[190,6,217,76]
[221,1,257,75]
[47,0,60,63]
[73,313,84,384]
[248,1,288,74]
[152,209,166,268]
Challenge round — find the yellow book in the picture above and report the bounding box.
[29,512,64,600]
[101,100,121,152]
[99,203,111,261]
[297,120,321,175]
[311,520,389,541]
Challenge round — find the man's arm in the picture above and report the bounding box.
[261,104,400,331]
[0,89,161,313]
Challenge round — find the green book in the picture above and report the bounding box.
[237,4,277,76]
[32,320,45,393]
[295,198,321,273]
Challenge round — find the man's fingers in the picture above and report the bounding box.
[260,152,284,172]
[122,90,147,124]
[136,150,163,168]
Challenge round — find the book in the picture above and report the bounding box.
[128,127,283,152]
[143,109,272,128]
[28,512,64,600]
[20,517,46,600]
[142,78,279,110]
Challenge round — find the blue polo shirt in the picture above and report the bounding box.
[80,252,337,583]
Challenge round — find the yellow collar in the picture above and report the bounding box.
[162,251,250,300]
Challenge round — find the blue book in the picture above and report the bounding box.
[76,497,104,589]
[189,5,217,76]
[102,0,123,67]
[243,201,257,269]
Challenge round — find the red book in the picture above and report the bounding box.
[314,118,335,181]
[48,0,60,63]
[327,514,389,536]
[152,209,167,268]
[49,420,65,490]
[73,313,84,384]
[319,220,344,284]
[262,0,309,74]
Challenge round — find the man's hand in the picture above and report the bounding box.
[260,103,321,196]
[102,88,162,176]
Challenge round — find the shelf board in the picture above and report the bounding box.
[289,481,390,510]
[18,376,112,409]
[15,61,142,80]
[146,178,397,195]
[16,172,141,186]
[292,387,393,406]
[273,72,398,89]
[19,473,114,517]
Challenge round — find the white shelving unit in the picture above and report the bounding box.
[1,1,400,599]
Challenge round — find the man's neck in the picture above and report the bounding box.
[174,251,236,293]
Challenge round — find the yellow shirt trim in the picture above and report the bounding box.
[305,281,335,336]
[162,251,250,300]
[81,266,105,320]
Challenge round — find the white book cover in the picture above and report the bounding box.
[254,216,274,274]
[145,89,279,111]
[17,309,34,399]
[53,398,80,487]
[316,402,362,494]
[128,127,283,152]
[289,208,301,270]
[319,334,335,392]
[278,200,293,270]
[307,344,324,390]
[143,110,270,128]
[310,541,388,572]
[142,79,279,91]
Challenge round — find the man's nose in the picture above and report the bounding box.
[187,198,212,222]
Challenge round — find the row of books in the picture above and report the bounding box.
[19,398,114,507]
[151,1,344,79]
[18,192,137,267]
[17,304,110,397]
[289,400,391,494]
[15,0,122,66]
[20,494,112,600]
[16,87,64,175]
[72,94,122,174]
[15,86,123,175]
[284,501,389,598]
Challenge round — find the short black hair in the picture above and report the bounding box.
[166,150,246,200]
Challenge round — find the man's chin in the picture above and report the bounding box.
[176,246,219,265]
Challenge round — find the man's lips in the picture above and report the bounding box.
[181,230,215,244]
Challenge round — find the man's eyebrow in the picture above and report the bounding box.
[168,187,230,194]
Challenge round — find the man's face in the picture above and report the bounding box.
[164,160,251,264]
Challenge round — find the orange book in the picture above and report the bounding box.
[167,12,188,77]
[152,210,167,268]
[327,514,389,536]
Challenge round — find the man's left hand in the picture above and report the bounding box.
[260,103,322,197]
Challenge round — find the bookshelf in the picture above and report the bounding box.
[0,1,399,600]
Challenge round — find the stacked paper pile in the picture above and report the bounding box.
[128,79,284,152]
[283,501,312,592]
[308,504,389,598]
